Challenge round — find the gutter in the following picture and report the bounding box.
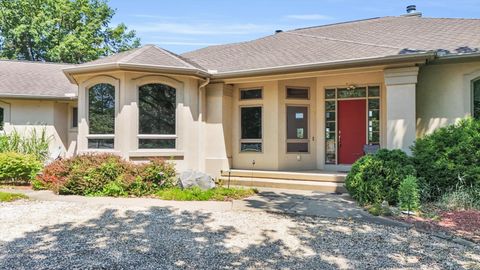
[210,52,436,79]
[63,62,211,83]
[0,93,77,101]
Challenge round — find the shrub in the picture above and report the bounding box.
[0,128,51,162]
[36,154,178,196]
[345,149,416,206]
[412,118,480,201]
[398,175,420,211]
[0,152,42,183]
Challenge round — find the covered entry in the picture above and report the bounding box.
[325,86,381,165]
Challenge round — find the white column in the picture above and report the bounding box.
[384,67,419,154]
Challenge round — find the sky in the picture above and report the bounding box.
[110,0,480,54]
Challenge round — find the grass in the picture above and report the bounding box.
[156,187,257,201]
[0,191,28,202]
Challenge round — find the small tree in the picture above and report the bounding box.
[0,0,140,63]
[398,175,420,212]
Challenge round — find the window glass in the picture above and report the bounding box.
[241,107,262,139]
[287,106,309,153]
[240,143,262,152]
[325,89,336,99]
[338,87,366,99]
[240,88,262,100]
[88,83,115,134]
[88,139,114,149]
[139,139,175,149]
[474,80,480,120]
[72,107,78,128]
[139,83,176,149]
[368,98,380,145]
[0,107,3,130]
[286,87,309,99]
[368,86,380,97]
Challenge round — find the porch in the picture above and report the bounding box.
[219,169,347,193]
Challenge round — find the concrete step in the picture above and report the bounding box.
[221,169,346,183]
[218,177,346,193]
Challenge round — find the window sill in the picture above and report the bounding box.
[78,149,121,155]
[128,149,184,158]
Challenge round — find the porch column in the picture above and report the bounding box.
[384,67,419,154]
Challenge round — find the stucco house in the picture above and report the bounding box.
[1,9,480,190]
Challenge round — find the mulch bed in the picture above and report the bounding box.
[396,210,480,243]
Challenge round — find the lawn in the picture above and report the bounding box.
[0,191,28,202]
[156,187,257,201]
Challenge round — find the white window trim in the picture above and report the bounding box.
[82,75,120,151]
[463,69,480,118]
[0,100,10,131]
[239,105,263,153]
[133,75,184,151]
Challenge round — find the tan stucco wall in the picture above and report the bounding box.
[229,70,386,171]
[0,99,76,156]
[416,60,480,137]
[74,71,203,174]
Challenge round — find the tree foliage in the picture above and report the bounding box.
[0,0,140,63]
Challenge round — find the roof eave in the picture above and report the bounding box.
[63,62,210,82]
[0,93,77,101]
[211,52,436,80]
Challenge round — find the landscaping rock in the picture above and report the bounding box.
[179,170,215,190]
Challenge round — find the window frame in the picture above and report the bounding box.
[83,75,120,151]
[285,86,310,100]
[239,87,263,101]
[133,75,184,152]
[137,83,177,149]
[239,105,263,153]
[286,104,310,153]
[472,78,480,120]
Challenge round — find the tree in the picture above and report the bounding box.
[0,0,140,63]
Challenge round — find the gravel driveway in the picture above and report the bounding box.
[1,199,479,270]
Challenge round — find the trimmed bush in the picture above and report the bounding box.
[398,175,420,211]
[0,152,42,183]
[36,154,177,196]
[412,118,480,201]
[345,149,416,206]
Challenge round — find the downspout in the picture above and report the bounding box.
[198,77,210,172]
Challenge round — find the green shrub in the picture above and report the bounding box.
[366,203,393,216]
[36,154,178,196]
[0,128,51,162]
[0,152,42,183]
[412,118,480,201]
[398,175,420,211]
[345,149,416,206]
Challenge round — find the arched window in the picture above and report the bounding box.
[88,83,115,149]
[474,79,480,120]
[138,83,176,149]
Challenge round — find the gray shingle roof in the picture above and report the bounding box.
[74,44,206,71]
[182,16,480,74]
[0,60,76,99]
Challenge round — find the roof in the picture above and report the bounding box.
[181,16,480,75]
[63,44,208,77]
[0,60,77,99]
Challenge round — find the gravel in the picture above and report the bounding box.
[0,200,479,270]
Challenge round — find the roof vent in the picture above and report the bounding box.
[275,30,283,34]
[406,5,416,13]
[402,5,422,17]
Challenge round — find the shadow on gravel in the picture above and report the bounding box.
[0,206,477,269]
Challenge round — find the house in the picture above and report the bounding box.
[1,7,479,188]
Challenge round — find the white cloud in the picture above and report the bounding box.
[285,14,333,20]
[132,22,274,35]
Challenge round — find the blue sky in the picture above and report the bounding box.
[110,0,480,54]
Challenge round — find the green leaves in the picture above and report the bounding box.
[0,0,140,63]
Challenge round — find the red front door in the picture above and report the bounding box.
[338,100,366,164]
